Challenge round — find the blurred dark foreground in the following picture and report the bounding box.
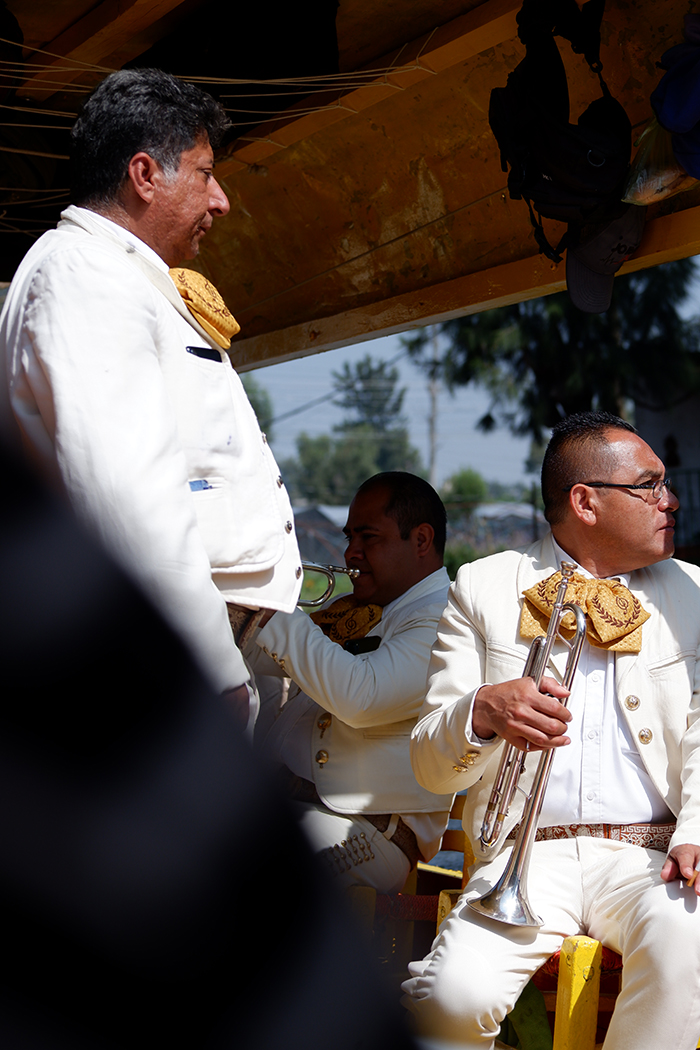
[0,445,416,1050]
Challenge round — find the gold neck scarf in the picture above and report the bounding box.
[169,267,240,349]
[310,594,382,647]
[520,570,650,653]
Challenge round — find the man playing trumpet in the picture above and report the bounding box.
[248,471,454,894]
[404,412,700,1050]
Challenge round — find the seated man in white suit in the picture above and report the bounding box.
[249,472,454,894]
[403,412,700,1050]
[0,69,302,729]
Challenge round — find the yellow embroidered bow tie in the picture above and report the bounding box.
[310,594,382,647]
[169,267,240,350]
[520,570,650,653]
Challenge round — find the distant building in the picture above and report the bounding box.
[447,501,546,555]
[293,505,347,565]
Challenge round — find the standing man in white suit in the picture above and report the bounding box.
[404,412,700,1050]
[0,69,302,728]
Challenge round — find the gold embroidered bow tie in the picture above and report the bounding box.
[169,267,240,349]
[520,570,650,653]
[310,594,382,647]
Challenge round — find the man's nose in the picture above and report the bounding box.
[209,177,230,216]
[345,537,362,562]
[660,486,680,512]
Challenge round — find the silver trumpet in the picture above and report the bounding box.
[298,562,360,607]
[468,561,587,927]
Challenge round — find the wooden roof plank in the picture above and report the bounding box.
[218,0,520,179]
[21,0,191,98]
[231,205,700,371]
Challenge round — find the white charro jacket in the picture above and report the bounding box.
[0,206,301,691]
[410,533,700,858]
[250,568,455,861]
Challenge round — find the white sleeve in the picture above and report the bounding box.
[13,244,247,691]
[410,570,502,796]
[254,603,443,729]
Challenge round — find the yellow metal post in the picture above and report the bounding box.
[553,936,602,1050]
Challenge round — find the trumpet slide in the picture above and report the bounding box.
[298,562,359,607]
[467,561,587,927]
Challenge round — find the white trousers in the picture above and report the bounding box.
[402,837,700,1050]
[295,802,410,894]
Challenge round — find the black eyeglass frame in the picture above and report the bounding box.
[562,478,672,501]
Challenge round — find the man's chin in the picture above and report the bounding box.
[351,582,376,605]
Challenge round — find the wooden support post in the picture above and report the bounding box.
[553,936,602,1050]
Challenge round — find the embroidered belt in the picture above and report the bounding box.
[506,821,676,852]
[282,767,422,868]
[226,603,264,648]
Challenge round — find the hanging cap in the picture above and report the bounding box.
[566,203,646,313]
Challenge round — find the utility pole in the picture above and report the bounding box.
[428,327,440,489]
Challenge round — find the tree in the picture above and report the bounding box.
[281,355,423,504]
[332,355,406,432]
[441,468,488,516]
[242,372,274,441]
[406,259,700,443]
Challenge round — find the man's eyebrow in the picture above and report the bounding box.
[633,467,664,482]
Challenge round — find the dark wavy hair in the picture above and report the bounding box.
[357,472,447,558]
[541,412,637,525]
[70,68,230,207]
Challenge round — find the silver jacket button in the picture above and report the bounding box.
[315,749,329,766]
[638,728,653,745]
[624,695,640,710]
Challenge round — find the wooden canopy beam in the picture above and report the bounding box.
[232,205,700,372]
[21,0,192,100]
[218,0,521,177]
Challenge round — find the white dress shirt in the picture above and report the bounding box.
[538,540,674,826]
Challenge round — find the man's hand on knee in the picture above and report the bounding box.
[661,844,700,894]
[472,676,572,752]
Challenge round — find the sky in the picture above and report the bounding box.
[253,333,533,490]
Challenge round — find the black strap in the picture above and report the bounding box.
[525,199,571,264]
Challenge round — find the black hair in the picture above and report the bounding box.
[541,411,637,525]
[356,472,447,558]
[70,68,230,207]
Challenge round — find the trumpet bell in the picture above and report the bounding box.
[467,878,542,927]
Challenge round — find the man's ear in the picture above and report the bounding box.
[127,152,160,204]
[568,483,598,527]
[413,522,435,557]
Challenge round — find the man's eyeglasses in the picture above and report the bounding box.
[563,478,673,502]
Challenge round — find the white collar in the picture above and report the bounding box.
[382,566,450,617]
[62,206,169,272]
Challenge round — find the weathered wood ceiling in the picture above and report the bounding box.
[3,0,700,369]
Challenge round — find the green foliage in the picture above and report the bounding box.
[242,372,274,441]
[485,480,536,503]
[281,355,423,504]
[442,467,488,512]
[281,424,422,505]
[332,355,406,431]
[406,260,700,443]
